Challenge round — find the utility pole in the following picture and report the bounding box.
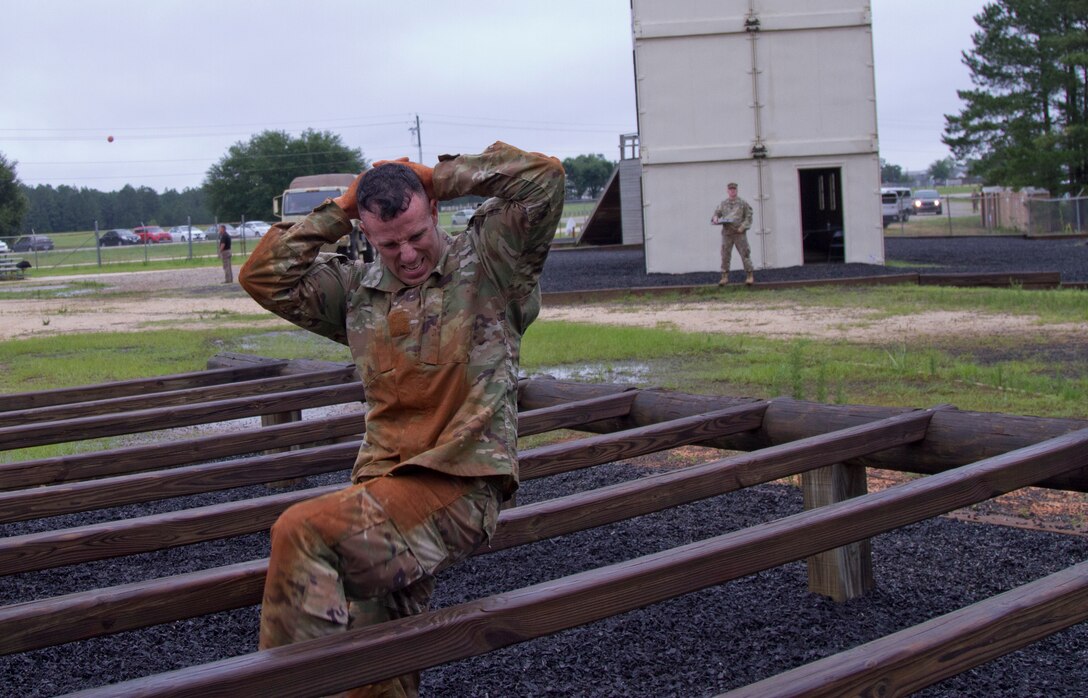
[409,114,422,163]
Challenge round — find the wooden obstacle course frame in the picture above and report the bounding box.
[2,353,1087,696]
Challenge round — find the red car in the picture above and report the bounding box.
[133,225,172,243]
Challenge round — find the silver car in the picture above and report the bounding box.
[169,226,206,241]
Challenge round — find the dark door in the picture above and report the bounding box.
[798,168,845,263]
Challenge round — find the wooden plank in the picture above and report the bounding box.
[69,427,1088,697]
[0,408,934,652]
[0,382,366,451]
[918,271,1061,288]
[0,486,339,577]
[0,413,365,491]
[0,399,639,574]
[516,391,638,436]
[518,380,1088,493]
[0,367,356,427]
[802,463,874,602]
[0,560,269,657]
[0,441,361,524]
[0,362,288,412]
[519,402,768,479]
[720,560,1088,698]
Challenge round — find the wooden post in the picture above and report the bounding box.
[264,410,304,487]
[802,463,874,601]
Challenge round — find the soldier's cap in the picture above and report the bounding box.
[727,182,738,189]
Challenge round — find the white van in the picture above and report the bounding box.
[880,187,912,227]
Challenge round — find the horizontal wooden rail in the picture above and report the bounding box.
[518,379,1088,493]
[66,427,1088,697]
[515,391,637,435]
[0,362,288,412]
[721,559,1088,698]
[0,407,935,653]
[0,382,366,452]
[518,402,767,479]
[0,441,363,524]
[0,396,640,574]
[0,366,357,427]
[0,400,749,523]
[0,412,366,491]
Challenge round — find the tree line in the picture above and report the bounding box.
[1,128,618,239]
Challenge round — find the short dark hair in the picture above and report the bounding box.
[356,164,426,222]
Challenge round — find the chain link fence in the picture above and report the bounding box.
[1024,196,1088,236]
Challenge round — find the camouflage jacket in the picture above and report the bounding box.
[713,196,753,234]
[240,142,565,495]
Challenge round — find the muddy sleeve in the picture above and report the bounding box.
[432,141,565,302]
[238,200,355,345]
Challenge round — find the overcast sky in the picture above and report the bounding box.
[1,0,988,193]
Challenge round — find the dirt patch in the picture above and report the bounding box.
[7,270,1085,344]
[539,301,1088,343]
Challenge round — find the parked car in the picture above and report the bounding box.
[12,234,54,252]
[169,225,206,241]
[98,229,140,246]
[133,225,172,243]
[450,208,475,226]
[204,223,238,239]
[0,240,9,254]
[237,221,272,238]
[912,189,943,215]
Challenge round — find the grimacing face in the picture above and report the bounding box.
[359,192,447,286]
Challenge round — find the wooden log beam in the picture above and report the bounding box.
[0,441,362,524]
[0,382,367,452]
[0,407,934,653]
[518,402,768,480]
[0,367,356,428]
[0,397,640,574]
[0,362,288,412]
[0,413,366,491]
[720,559,1088,698]
[67,427,1088,697]
[802,463,873,602]
[518,379,1088,492]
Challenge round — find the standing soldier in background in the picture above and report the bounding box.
[217,224,232,284]
[712,181,754,286]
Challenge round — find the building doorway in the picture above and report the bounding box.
[799,168,845,263]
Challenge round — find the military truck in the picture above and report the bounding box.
[274,174,372,261]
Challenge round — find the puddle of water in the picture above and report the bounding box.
[528,361,652,385]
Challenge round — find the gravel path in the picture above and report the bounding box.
[3,235,1088,696]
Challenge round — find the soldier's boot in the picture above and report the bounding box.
[718,273,730,286]
[745,272,754,286]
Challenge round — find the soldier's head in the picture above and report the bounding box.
[356,164,445,287]
[727,182,738,199]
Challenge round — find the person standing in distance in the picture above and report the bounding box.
[217,224,232,283]
[712,182,754,286]
[239,142,564,697]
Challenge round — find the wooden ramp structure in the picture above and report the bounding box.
[2,353,1088,696]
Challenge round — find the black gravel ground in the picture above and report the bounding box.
[3,235,1088,696]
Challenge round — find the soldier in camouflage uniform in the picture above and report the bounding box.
[239,141,565,697]
[712,182,755,286]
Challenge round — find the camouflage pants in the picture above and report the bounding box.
[720,230,754,275]
[219,249,233,283]
[259,470,501,697]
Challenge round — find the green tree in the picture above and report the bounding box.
[204,129,366,221]
[0,153,28,241]
[927,157,956,184]
[562,154,616,199]
[880,158,905,183]
[943,0,1088,193]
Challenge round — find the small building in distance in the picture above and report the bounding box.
[631,0,884,273]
